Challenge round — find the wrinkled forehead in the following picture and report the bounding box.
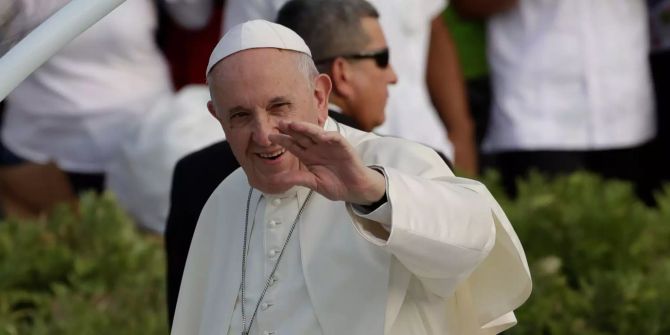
[207,49,311,106]
[208,48,304,82]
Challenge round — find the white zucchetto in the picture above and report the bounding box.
[205,19,312,76]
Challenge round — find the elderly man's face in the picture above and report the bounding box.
[207,48,330,194]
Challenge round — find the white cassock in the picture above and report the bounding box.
[172,118,532,335]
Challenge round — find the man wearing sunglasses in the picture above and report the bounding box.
[288,0,398,132]
[313,47,394,131]
[164,0,401,324]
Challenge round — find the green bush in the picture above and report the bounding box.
[0,193,168,335]
[1,173,668,334]
[481,171,670,335]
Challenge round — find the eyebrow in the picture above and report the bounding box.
[224,96,291,116]
[267,96,290,106]
[226,106,252,115]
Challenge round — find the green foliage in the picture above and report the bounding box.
[0,193,168,335]
[1,173,669,334]
[479,171,670,335]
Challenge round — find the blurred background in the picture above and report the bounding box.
[1,0,669,334]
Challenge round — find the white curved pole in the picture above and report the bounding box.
[0,0,127,101]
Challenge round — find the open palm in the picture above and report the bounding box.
[268,121,385,205]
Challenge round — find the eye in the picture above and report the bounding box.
[270,102,291,113]
[229,111,249,120]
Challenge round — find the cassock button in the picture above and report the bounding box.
[268,249,278,258]
[269,220,280,227]
[270,276,278,285]
[271,198,281,206]
[263,331,275,335]
[260,303,272,311]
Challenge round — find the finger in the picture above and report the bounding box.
[268,133,307,152]
[317,131,347,146]
[274,169,317,191]
[278,121,323,147]
[315,131,356,159]
[286,120,325,136]
[263,169,317,193]
[270,133,330,166]
[278,127,316,149]
[280,120,345,145]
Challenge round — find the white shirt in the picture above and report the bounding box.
[2,0,171,172]
[227,188,321,335]
[370,0,454,159]
[227,182,394,335]
[483,0,655,152]
[219,0,454,158]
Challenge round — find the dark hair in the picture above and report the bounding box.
[276,0,379,73]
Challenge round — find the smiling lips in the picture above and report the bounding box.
[257,148,286,160]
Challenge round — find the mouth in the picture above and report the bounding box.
[256,148,286,161]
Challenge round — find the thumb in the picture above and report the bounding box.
[275,170,317,191]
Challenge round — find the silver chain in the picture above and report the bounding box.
[240,187,314,335]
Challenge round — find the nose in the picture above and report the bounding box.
[386,65,398,84]
[251,115,275,147]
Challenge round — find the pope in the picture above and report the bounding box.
[172,19,531,335]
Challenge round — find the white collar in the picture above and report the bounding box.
[327,102,343,114]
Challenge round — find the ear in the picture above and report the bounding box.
[207,100,219,120]
[313,73,332,126]
[329,57,355,98]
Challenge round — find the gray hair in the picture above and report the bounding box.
[276,0,379,73]
[294,52,320,89]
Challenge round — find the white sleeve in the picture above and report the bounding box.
[347,136,531,331]
[352,167,531,333]
[349,165,392,231]
[351,201,392,231]
[350,169,496,288]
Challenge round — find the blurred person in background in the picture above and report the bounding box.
[159,0,224,89]
[649,0,670,185]
[166,0,479,175]
[163,0,400,323]
[442,6,493,168]
[0,0,172,218]
[455,0,657,202]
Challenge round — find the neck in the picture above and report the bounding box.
[328,95,349,115]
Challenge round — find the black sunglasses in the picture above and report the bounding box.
[316,48,390,68]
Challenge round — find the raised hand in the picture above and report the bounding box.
[268,120,386,205]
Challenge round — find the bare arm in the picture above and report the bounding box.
[451,0,518,19]
[426,16,477,176]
